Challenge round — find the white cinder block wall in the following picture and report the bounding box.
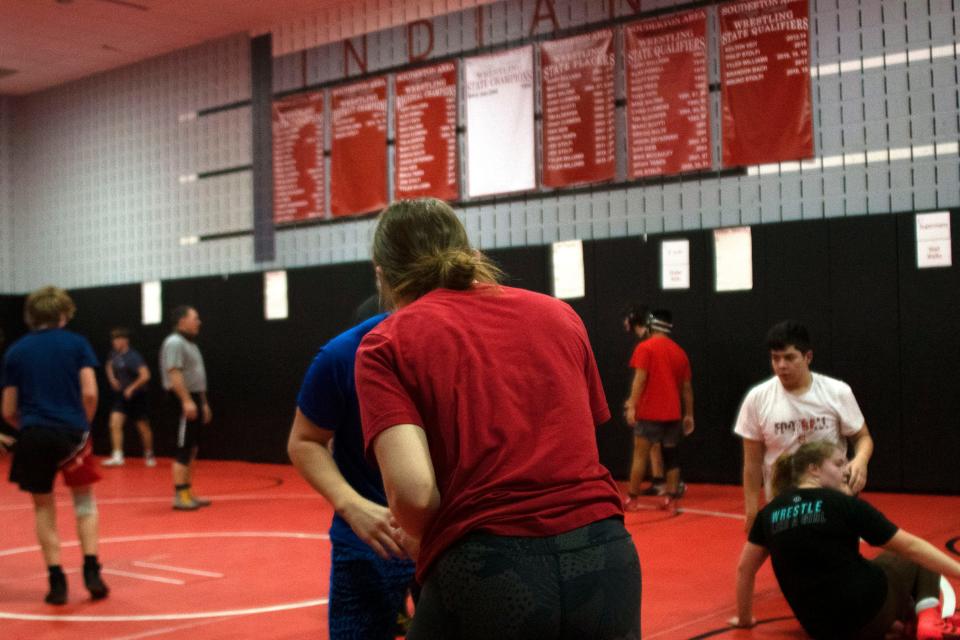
[1,0,958,293]
[0,96,13,292]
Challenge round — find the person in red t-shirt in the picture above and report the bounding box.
[356,198,640,640]
[623,309,694,511]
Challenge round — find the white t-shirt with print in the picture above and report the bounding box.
[734,372,864,497]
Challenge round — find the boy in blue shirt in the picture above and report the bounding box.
[1,286,109,605]
[287,310,415,639]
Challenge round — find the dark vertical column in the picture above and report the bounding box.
[251,34,275,262]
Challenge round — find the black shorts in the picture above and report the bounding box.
[111,392,149,421]
[9,426,86,494]
[171,392,204,462]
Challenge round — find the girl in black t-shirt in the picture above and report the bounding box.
[731,441,960,639]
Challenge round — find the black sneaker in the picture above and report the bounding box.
[640,484,664,496]
[83,563,109,600]
[45,573,67,605]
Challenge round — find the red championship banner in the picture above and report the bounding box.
[625,10,710,178]
[272,92,324,223]
[720,0,812,167]
[540,30,616,188]
[395,62,459,201]
[330,77,388,217]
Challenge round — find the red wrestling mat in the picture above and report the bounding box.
[1,458,958,639]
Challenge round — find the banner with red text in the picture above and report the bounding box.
[720,0,812,167]
[464,46,536,198]
[330,77,388,217]
[395,62,459,201]
[625,10,711,178]
[272,92,325,223]
[540,30,616,187]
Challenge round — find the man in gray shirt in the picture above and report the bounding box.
[160,306,212,511]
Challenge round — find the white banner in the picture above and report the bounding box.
[464,46,536,197]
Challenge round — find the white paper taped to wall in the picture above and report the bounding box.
[714,227,753,292]
[552,239,585,300]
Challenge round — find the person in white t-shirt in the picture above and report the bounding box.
[734,320,874,533]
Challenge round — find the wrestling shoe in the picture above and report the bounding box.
[45,570,67,605]
[623,496,644,512]
[173,495,202,510]
[640,483,665,496]
[101,454,124,467]
[190,494,212,507]
[83,561,109,600]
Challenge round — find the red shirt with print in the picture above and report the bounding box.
[629,334,691,421]
[357,285,622,581]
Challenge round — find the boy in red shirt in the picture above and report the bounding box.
[623,309,694,510]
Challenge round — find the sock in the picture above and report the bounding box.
[917,598,942,615]
[83,555,99,568]
[111,450,123,458]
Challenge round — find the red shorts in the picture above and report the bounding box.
[61,436,102,487]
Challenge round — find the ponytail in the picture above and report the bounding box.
[373,198,502,303]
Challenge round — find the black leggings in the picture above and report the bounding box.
[855,552,942,639]
[409,517,641,640]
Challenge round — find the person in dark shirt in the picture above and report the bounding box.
[1,286,109,605]
[103,327,155,467]
[732,441,960,639]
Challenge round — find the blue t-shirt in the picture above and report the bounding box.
[1,328,99,431]
[297,313,390,550]
[109,348,147,394]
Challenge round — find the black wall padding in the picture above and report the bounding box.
[0,211,957,492]
[897,211,960,493]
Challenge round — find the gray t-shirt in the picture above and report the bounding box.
[159,333,207,393]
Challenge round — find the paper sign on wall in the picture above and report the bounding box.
[714,227,753,292]
[141,281,162,325]
[661,239,690,289]
[552,239,585,300]
[264,270,289,320]
[916,212,952,269]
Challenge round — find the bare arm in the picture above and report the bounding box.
[105,361,120,391]
[79,367,98,422]
[731,541,769,628]
[846,424,873,494]
[167,368,197,420]
[742,438,765,534]
[287,409,404,559]
[372,423,441,541]
[623,369,648,426]
[124,365,151,397]
[681,379,694,435]
[883,529,960,581]
[2,387,19,428]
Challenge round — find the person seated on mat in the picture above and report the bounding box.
[731,441,960,639]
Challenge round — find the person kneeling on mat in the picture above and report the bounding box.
[732,441,960,639]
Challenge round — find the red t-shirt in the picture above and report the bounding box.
[628,334,691,421]
[356,285,622,581]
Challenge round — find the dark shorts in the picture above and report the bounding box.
[328,541,416,640]
[409,517,641,640]
[8,426,92,494]
[171,392,204,464]
[111,391,149,421]
[634,419,683,446]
